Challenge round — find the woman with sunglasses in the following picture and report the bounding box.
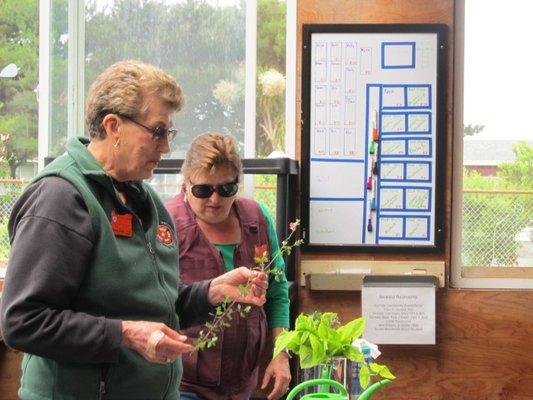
[166,132,291,400]
[0,61,268,400]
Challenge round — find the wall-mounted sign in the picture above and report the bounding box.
[362,275,436,344]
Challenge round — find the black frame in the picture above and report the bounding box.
[301,23,448,254]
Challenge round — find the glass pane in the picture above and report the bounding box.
[0,0,39,261]
[256,0,286,157]
[85,0,246,158]
[0,0,39,177]
[50,0,68,157]
[252,174,277,225]
[462,0,533,269]
[50,0,247,158]
[48,1,289,160]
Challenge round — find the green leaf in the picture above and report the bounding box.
[319,312,338,328]
[336,317,365,343]
[343,345,364,362]
[295,314,313,331]
[369,362,396,379]
[309,334,326,366]
[359,364,370,388]
[298,344,314,368]
[317,318,333,340]
[273,330,300,357]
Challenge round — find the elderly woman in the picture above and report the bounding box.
[166,132,291,400]
[0,61,267,400]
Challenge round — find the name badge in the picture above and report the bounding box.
[111,210,133,237]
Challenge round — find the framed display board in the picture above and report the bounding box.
[301,24,447,253]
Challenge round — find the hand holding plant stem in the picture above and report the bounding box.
[194,220,303,351]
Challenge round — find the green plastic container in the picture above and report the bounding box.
[286,378,391,400]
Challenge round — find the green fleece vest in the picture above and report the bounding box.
[19,137,182,400]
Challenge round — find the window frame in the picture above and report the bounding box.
[451,0,533,289]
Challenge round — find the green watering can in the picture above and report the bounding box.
[286,378,391,400]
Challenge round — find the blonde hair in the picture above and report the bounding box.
[182,132,242,185]
[85,60,184,139]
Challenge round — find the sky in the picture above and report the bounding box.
[464,0,533,140]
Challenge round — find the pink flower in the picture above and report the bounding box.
[289,220,300,232]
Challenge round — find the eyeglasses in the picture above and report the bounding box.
[190,180,239,199]
[117,114,178,142]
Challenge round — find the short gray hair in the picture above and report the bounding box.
[85,60,184,139]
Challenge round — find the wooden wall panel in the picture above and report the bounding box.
[296,1,533,399]
[0,344,22,400]
[298,289,533,399]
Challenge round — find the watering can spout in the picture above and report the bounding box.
[358,379,392,400]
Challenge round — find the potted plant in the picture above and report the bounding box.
[273,311,395,399]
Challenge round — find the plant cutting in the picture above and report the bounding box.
[193,220,303,351]
[273,311,395,398]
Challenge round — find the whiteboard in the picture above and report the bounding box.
[301,24,447,252]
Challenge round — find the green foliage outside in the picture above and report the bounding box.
[0,218,9,260]
[0,0,39,178]
[256,0,286,156]
[462,142,532,266]
[497,142,533,189]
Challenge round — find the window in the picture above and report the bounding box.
[42,0,292,160]
[41,0,293,212]
[0,0,39,263]
[452,0,533,288]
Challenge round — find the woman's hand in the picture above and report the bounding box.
[261,351,292,399]
[121,320,193,364]
[208,266,268,306]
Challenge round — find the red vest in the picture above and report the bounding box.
[166,192,269,399]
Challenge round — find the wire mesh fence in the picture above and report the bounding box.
[461,190,533,267]
[0,180,28,259]
[2,181,530,267]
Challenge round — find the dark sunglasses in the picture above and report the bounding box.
[117,114,178,142]
[190,180,239,199]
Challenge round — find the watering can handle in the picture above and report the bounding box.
[358,379,392,400]
[286,378,348,400]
